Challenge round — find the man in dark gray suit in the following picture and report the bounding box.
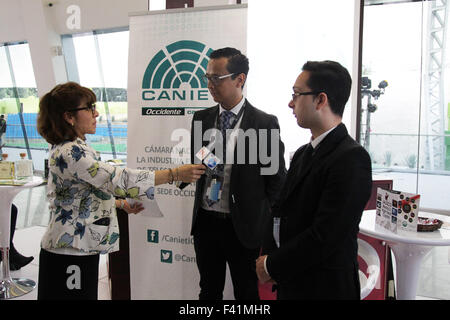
[190,47,286,300]
[256,60,372,300]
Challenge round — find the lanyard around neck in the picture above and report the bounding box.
[215,100,246,131]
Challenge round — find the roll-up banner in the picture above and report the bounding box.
[127,4,247,299]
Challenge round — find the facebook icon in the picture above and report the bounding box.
[147,229,159,243]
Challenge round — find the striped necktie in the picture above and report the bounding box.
[220,110,235,163]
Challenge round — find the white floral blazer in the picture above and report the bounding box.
[41,138,155,254]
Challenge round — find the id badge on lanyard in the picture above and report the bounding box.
[198,144,224,205]
[206,176,224,202]
[201,104,245,206]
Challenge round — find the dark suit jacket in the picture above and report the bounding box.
[190,99,286,249]
[265,123,372,299]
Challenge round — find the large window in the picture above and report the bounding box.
[0,42,45,170]
[360,0,450,210]
[360,0,450,299]
[62,28,129,160]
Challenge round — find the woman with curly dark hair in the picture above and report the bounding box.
[36,82,205,299]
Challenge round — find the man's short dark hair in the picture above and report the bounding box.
[210,47,249,84]
[302,60,352,117]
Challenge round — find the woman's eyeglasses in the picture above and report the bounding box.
[67,103,96,115]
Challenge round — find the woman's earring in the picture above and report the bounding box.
[71,122,75,127]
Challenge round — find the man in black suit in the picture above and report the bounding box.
[256,60,372,300]
[190,47,286,300]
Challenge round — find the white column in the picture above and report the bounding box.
[19,0,61,97]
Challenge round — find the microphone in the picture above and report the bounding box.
[178,182,190,190]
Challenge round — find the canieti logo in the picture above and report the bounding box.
[141,40,213,116]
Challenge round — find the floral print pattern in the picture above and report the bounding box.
[41,138,155,254]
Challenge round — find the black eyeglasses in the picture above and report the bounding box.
[291,91,323,100]
[201,73,235,86]
[67,103,97,115]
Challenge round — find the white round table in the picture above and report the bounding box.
[359,209,450,300]
[0,176,44,299]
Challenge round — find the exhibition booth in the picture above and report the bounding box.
[1,0,450,302]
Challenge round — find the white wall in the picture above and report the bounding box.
[0,0,148,97]
[247,0,361,161]
[42,0,147,35]
[21,0,58,96]
[0,0,58,96]
[0,0,26,43]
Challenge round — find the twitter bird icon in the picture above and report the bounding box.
[161,250,173,263]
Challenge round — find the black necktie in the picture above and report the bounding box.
[301,143,314,166]
[292,143,314,182]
